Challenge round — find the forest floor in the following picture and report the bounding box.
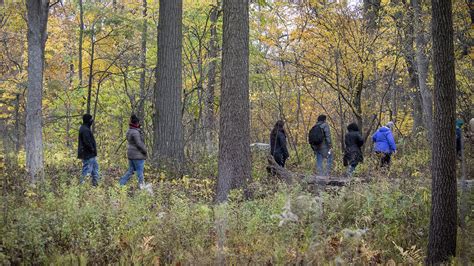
[1,141,473,264]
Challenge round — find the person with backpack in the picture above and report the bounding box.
[308,115,333,176]
[78,114,99,186]
[270,120,289,168]
[343,123,364,176]
[372,121,396,167]
[119,114,148,187]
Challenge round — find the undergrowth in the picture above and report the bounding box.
[1,136,473,264]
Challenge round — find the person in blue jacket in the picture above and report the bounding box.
[372,121,397,167]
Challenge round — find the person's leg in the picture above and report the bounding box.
[326,152,333,176]
[134,160,145,186]
[348,162,358,176]
[316,150,323,175]
[91,157,100,186]
[381,153,391,167]
[81,158,92,184]
[119,160,135,185]
[274,154,284,167]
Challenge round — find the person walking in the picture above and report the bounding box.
[119,114,148,187]
[372,121,397,167]
[343,123,364,176]
[308,115,333,176]
[78,114,99,186]
[270,120,289,168]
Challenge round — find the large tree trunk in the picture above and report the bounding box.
[137,0,147,119]
[413,0,433,141]
[25,0,49,182]
[78,0,84,88]
[216,0,251,203]
[204,1,220,153]
[153,0,185,169]
[426,0,457,263]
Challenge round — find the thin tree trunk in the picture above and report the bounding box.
[78,0,84,87]
[413,0,433,141]
[204,1,220,153]
[153,0,185,169]
[25,0,49,182]
[137,0,147,119]
[86,26,95,114]
[216,0,251,203]
[14,93,20,154]
[426,0,457,262]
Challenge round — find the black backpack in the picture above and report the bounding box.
[308,124,324,146]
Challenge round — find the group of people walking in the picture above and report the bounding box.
[269,115,397,176]
[78,112,470,185]
[78,114,148,187]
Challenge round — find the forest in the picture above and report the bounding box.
[0,0,473,264]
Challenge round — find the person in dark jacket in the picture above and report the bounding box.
[78,114,99,186]
[343,123,364,176]
[372,121,396,167]
[119,115,148,187]
[270,120,289,167]
[310,115,333,176]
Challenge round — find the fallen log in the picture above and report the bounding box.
[266,155,352,187]
[266,155,295,184]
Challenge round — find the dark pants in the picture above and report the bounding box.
[378,152,392,167]
[273,153,286,168]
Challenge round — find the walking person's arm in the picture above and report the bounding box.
[324,123,332,148]
[279,132,289,159]
[133,131,148,156]
[82,130,96,153]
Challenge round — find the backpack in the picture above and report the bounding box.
[308,124,325,146]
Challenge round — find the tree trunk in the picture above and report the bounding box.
[25,0,49,182]
[137,0,147,119]
[204,1,220,153]
[216,0,251,203]
[153,0,185,169]
[14,93,21,154]
[86,26,95,114]
[426,0,457,262]
[78,0,84,87]
[363,0,381,31]
[413,0,433,141]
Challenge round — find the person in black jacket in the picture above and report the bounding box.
[343,123,364,176]
[270,120,289,167]
[77,114,99,186]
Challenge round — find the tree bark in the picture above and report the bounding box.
[153,0,185,169]
[204,1,220,153]
[216,0,251,202]
[25,0,49,182]
[426,0,457,262]
[137,0,147,119]
[413,0,433,141]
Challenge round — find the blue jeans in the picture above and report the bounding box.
[81,157,100,186]
[315,150,333,176]
[119,159,145,185]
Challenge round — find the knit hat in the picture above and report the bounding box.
[386,121,394,129]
